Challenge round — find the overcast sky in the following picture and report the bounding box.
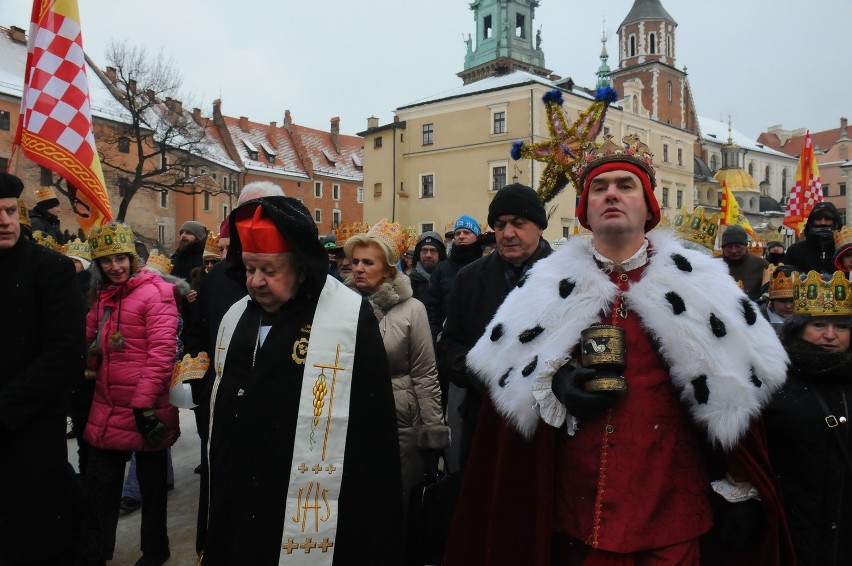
[3,0,849,139]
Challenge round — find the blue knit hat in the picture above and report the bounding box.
[454,214,481,236]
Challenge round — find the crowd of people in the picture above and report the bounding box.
[2,120,852,566]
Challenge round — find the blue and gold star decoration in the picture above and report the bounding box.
[511,86,618,204]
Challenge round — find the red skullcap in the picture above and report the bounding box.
[235,204,291,253]
[219,217,230,239]
[575,161,661,232]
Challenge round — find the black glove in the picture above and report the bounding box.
[714,496,765,550]
[133,408,167,446]
[551,363,620,419]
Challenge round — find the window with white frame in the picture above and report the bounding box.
[420,173,435,198]
[314,181,322,198]
[357,187,364,203]
[332,209,341,226]
[491,162,507,191]
[314,209,322,223]
[677,148,683,166]
[662,187,669,208]
[663,144,669,163]
[157,225,165,244]
[422,123,434,146]
[420,222,434,233]
[159,190,168,209]
[332,184,340,200]
[493,111,506,134]
[203,191,211,211]
[222,204,229,220]
[676,190,683,208]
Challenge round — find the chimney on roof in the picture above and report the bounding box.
[283,110,292,127]
[8,26,26,44]
[127,79,136,93]
[393,115,400,123]
[269,121,277,129]
[212,99,222,119]
[105,66,117,84]
[367,116,379,129]
[145,88,155,101]
[192,107,202,121]
[842,117,848,134]
[164,98,182,113]
[330,117,340,153]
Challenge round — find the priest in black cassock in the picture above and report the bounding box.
[201,196,404,565]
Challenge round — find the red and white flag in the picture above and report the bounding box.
[783,131,822,237]
[11,0,111,230]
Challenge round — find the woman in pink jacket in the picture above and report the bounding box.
[78,223,179,566]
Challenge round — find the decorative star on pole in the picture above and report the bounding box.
[511,87,618,204]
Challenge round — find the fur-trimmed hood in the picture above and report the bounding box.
[467,229,789,450]
[348,272,413,323]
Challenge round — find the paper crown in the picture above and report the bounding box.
[18,199,30,228]
[672,206,719,251]
[748,239,766,256]
[32,230,62,251]
[334,221,370,247]
[365,219,413,262]
[203,231,220,260]
[144,250,173,275]
[576,133,656,189]
[34,186,57,203]
[793,270,852,316]
[88,223,137,260]
[171,352,210,388]
[63,237,91,261]
[834,225,852,250]
[764,264,795,299]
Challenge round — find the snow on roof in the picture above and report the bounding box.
[259,141,276,157]
[698,116,793,159]
[398,70,558,110]
[321,148,336,165]
[241,138,258,153]
[351,153,362,168]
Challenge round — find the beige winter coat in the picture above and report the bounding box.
[350,272,450,509]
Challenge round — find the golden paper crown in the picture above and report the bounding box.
[34,186,57,203]
[672,206,719,251]
[88,223,137,260]
[834,225,852,250]
[203,231,220,260]
[334,221,369,247]
[365,219,411,262]
[171,352,210,388]
[748,239,766,256]
[18,199,30,229]
[32,230,62,251]
[576,133,656,188]
[144,250,173,275]
[63,237,91,261]
[765,264,795,299]
[793,270,852,316]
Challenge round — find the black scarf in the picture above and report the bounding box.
[784,337,852,383]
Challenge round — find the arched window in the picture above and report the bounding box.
[710,155,718,170]
[667,81,672,102]
[630,35,636,57]
[748,162,753,176]
[649,33,656,54]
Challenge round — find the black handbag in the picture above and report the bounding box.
[408,452,462,565]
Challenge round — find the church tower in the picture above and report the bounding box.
[458,0,551,85]
[608,0,698,134]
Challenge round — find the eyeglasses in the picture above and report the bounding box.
[205,259,219,266]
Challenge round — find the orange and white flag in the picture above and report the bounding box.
[11,0,111,230]
[783,131,822,237]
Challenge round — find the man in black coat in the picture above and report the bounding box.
[409,230,446,302]
[0,172,86,565]
[170,220,207,280]
[437,184,552,474]
[29,186,66,244]
[783,201,842,274]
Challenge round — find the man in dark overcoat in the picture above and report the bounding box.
[0,172,86,565]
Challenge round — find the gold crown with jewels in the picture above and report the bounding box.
[834,225,852,250]
[672,206,719,251]
[144,250,173,275]
[63,237,91,261]
[793,270,852,316]
[34,186,57,203]
[366,219,416,262]
[171,352,210,388]
[32,230,62,251]
[18,199,31,229]
[576,133,656,188]
[88,223,136,260]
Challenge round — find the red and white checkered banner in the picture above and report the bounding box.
[783,131,822,237]
[11,0,111,230]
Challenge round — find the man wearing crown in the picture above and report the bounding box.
[200,195,403,564]
[444,135,794,565]
[0,172,86,564]
[29,185,67,244]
